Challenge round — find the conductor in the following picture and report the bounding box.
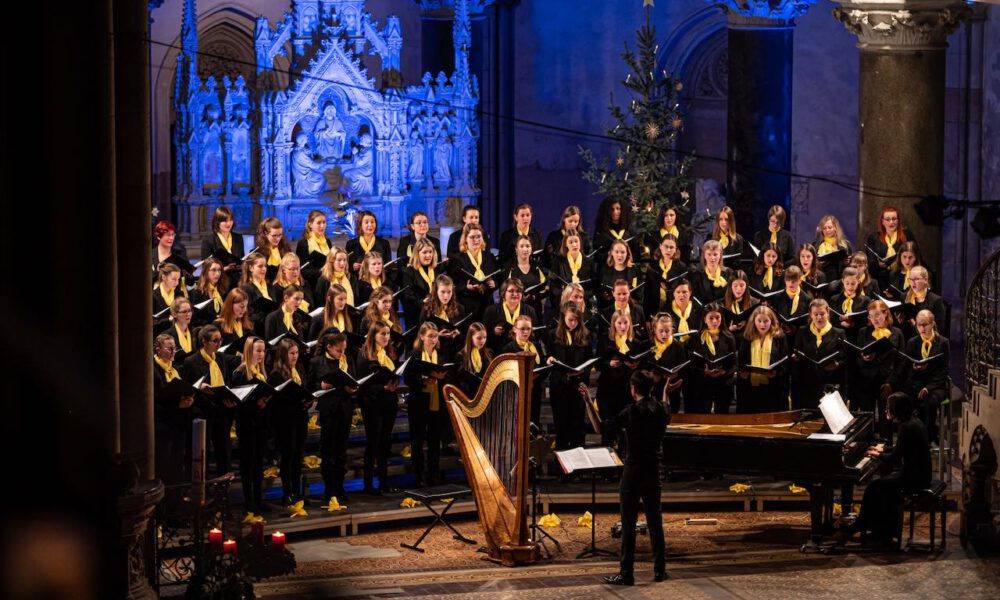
[603,369,669,586]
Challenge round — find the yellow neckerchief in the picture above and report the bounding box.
[819,237,838,254]
[467,249,485,280]
[718,232,730,249]
[906,288,927,304]
[154,356,179,381]
[883,231,897,258]
[200,349,224,386]
[368,275,383,289]
[809,321,833,348]
[842,292,855,314]
[436,307,449,321]
[159,284,175,307]
[417,264,435,288]
[381,312,394,329]
[614,333,630,354]
[565,330,573,346]
[373,347,395,371]
[730,301,743,315]
[763,266,773,289]
[609,228,625,240]
[502,301,520,325]
[325,310,346,333]
[872,327,891,340]
[700,329,719,355]
[422,349,441,410]
[252,277,271,300]
[672,300,692,334]
[659,226,679,239]
[517,225,530,236]
[470,347,483,372]
[786,287,800,314]
[921,331,936,359]
[249,363,267,383]
[769,227,779,245]
[308,233,329,255]
[614,300,631,317]
[750,334,773,386]
[175,324,193,353]
[282,306,298,334]
[208,283,223,312]
[902,267,911,290]
[290,366,302,385]
[567,251,583,282]
[268,247,282,266]
[706,265,727,288]
[359,235,376,253]
[517,339,539,363]
[858,272,869,287]
[658,258,673,305]
[233,321,244,338]
[299,297,310,312]
[330,271,355,306]
[326,350,348,373]
[217,232,232,253]
[653,336,672,360]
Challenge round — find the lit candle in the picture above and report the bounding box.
[223,539,237,555]
[271,531,286,552]
[251,521,264,544]
[208,528,223,550]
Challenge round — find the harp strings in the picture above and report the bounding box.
[469,379,520,494]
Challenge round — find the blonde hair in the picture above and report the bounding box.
[605,239,634,268]
[274,252,305,287]
[742,305,782,340]
[608,309,634,342]
[459,223,486,253]
[408,238,438,269]
[815,215,847,246]
[320,246,350,281]
[358,251,384,284]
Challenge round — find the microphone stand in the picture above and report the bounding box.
[528,456,560,558]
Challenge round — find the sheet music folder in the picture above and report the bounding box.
[554,447,623,474]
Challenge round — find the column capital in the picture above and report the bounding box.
[833,1,972,50]
[709,1,818,29]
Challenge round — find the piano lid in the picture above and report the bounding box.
[667,410,825,439]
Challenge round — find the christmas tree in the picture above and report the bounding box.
[579,1,705,246]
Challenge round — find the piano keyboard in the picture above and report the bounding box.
[854,443,885,471]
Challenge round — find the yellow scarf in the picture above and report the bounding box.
[769,228,778,245]
[326,350,348,373]
[883,231,897,258]
[567,252,583,282]
[750,335,773,386]
[786,288,800,314]
[706,266,727,288]
[517,339,539,364]
[906,288,927,304]
[730,301,743,315]
[252,278,271,300]
[331,272,354,306]
[175,324,192,353]
[872,327,891,340]
[719,232,730,249]
[282,307,298,334]
[809,321,832,348]
[200,349,224,387]
[359,235,375,253]
[921,332,935,359]
[422,349,441,410]
[517,225,530,236]
[763,266,773,289]
[376,348,395,370]
[290,366,302,385]
[660,226,679,239]
[217,232,232,253]
[159,285,175,307]
[614,334,630,354]
[208,283,223,312]
[502,302,520,325]
[437,308,449,321]
[700,329,718,356]
[467,249,485,280]
[672,301,692,335]
[250,364,267,383]
[381,312,393,328]
[565,331,573,346]
[819,237,838,255]
[329,312,346,333]
[470,347,483,372]
[417,265,435,288]
[268,247,282,266]
[653,337,672,360]
[659,258,673,305]
[614,301,631,317]
[233,321,243,338]
[609,229,625,240]
[902,268,911,290]
[842,293,855,314]
[369,275,383,289]
[308,233,329,255]
[155,356,178,381]
[299,298,310,312]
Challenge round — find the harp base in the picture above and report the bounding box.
[487,543,542,567]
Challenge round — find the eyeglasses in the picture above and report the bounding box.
[206,338,223,345]
[176,309,193,315]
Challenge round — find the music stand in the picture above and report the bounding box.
[399,484,477,553]
[555,447,621,559]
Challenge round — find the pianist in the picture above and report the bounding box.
[854,392,931,545]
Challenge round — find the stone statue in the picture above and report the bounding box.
[343,133,374,196]
[291,132,331,196]
[433,135,452,186]
[313,103,347,160]
[408,131,424,184]
[201,105,223,189]
[231,104,250,184]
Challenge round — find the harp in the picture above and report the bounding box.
[443,352,540,566]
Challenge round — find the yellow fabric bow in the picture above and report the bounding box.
[788,484,806,494]
[288,500,308,518]
[729,483,751,493]
[400,497,420,508]
[325,497,348,512]
[308,414,321,431]
[242,512,265,524]
[302,455,321,469]
[263,466,279,478]
[538,513,561,528]
[578,511,593,529]
[439,498,454,504]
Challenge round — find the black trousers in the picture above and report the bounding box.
[619,465,665,576]
[274,409,308,501]
[235,412,268,509]
[319,403,354,497]
[209,408,235,476]
[858,474,904,540]
[550,379,585,450]
[407,398,447,483]
[155,420,188,486]
[361,394,397,488]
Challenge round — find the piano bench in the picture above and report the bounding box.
[899,480,948,552]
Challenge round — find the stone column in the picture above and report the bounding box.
[834,1,970,273]
[711,1,816,232]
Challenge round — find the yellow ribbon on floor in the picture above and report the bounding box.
[400,497,420,508]
[242,512,265,524]
[288,500,308,518]
[302,455,321,469]
[401,445,412,458]
[578,511,593,529]
[788,484,806,494]
[263,466,279,478]
[729,483,751,493]
[325,497,348,512]
[352,408,363,428]
[538,513,561,528]
[439,498,454,504]
[308,414,321,431]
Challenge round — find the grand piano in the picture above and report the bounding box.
[661,409,879,552]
